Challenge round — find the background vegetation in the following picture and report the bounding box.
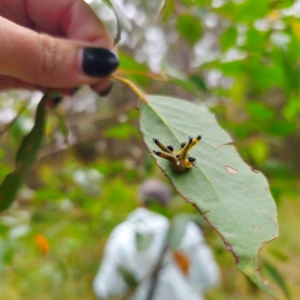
[0,0,300,298]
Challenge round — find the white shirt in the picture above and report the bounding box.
[93,208,220,300]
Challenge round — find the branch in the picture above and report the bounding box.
[0,102,28,136]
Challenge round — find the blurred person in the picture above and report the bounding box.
[93,179,220,300]
[0,0,118,96]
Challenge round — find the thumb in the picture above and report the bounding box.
[0,17,118,88]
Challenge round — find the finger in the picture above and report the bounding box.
[0,1,32,28]
[0,75,79,97]
[0,75,36,91]
[0,17,118,88]
[25,0,114,48]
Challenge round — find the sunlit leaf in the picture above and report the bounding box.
[249,140,269,165]
[215,0,269,23]
[282,96,300,121]
[245,27,265,52]
[139,95,278,297]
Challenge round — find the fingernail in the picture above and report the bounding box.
[82,48,119,77]
[99,83,114,97]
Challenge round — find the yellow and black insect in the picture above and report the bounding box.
[153,135,202,173]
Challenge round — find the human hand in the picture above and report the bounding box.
[0,0,118,96]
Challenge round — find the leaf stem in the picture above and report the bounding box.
[116,70,167,82]
[113,75,148,103]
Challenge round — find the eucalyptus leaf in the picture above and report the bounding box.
[139,95,278,297]
[157,0,175,22]
[0,97,46,211]
[106,0,132,44]
[54,110,69,143]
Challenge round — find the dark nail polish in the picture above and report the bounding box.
[99,83,114,97]
[82,48,119,77]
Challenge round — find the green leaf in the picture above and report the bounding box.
[182,0,211,6]
[262,259,290,299]
[104,123,139,140]
[214,0,269,23]
[272,0,294,9]
[176,15,202,46]
[267,121,296,137]
[157,0,176,22]
[220,27,238,52]
[162,63,207,95]
[249,140,269,165]
[282,97,300,121]
[0,97,46,211]
[245,27,265,52]
[118,51,150,85]
[54,110,69,142]
[119,51,149,74]
[139,95,278,297]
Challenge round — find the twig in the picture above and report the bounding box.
[67,103,135,127]
[37,131,103,160]
[146,243,168,300]
[0,102,28,136]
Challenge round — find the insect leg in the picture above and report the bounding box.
[178,137,193,160]
[153,150,178,164]
[187,135,202,151]
[153,138,173,154]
